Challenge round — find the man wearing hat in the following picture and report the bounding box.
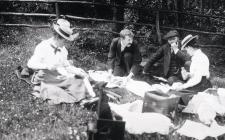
[143,30,190,84]
[107,29,142,80]
[27,18,95,103]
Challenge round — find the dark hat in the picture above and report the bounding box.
[181,34,198,50]
[163,30,179,40]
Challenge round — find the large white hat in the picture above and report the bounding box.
[181,34,198,50]
[53,19,79,41]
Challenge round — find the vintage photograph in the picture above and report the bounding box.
[0,0,225,140]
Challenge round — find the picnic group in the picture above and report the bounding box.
[18,18,225,139]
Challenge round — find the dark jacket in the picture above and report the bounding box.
[144,42,190,77]
[107,37,142,75]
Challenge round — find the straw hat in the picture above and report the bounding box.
[53,19,79,41]
[181,34,198,50]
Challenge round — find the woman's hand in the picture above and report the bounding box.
[181,67,190,80]
[66,66,87,78]
[75,68,88,78]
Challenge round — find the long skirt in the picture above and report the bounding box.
[33,69,87,104]
[181,76,212,105]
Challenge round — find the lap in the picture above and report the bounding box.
[33,70,87,102]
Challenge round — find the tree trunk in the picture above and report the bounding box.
[177,0,183,28]
[199,0,203,29]
[112,0,125,33]
[55,3,60,18]
[156,11,162,45]
[208,0,212,9]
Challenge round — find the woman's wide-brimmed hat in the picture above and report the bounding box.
[53,18,79,41]
[181,34,198,50]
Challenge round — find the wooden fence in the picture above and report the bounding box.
[0,0,225,48]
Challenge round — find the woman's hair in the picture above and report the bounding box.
[186,37,200,48]
[52,30,64,40]
[184,61,191,72]
[119,29,134,39]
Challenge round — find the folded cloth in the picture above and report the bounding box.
[176,120,225,140]
[125,80,153,97]
[106,76,126,88]
[109,101,173,135]
[183,91,225,125]
[88,70,126,88]
[88,70,111,82]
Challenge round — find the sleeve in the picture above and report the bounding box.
[182,71,202,89]
[62,48,71,67]
[182,58,204,89]
[107,38,117,70]
[130,43,142,75]
[176,50,191,65]
[27,42,48,70]
[143,46,164,73]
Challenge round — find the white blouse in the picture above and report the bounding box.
[27,37,70,70]
[190,49,210,79]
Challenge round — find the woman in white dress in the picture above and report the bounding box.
[174,34,212,92]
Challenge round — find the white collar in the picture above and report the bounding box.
[49,37,64,50]
[121,39,126,49]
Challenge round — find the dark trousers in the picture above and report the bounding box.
[113,52,133,77]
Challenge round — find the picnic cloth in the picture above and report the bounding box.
[89,70,153,97]
[176,120,225,140]
[183,90,225,125]
[109,100,173,135]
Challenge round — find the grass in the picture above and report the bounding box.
[0,26,225,140]
[0,27,98,140]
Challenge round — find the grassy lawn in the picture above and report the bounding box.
[0,27,99,140]
[0,26,225,140]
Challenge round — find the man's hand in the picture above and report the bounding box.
[74,68,87,78]
[181,67,190,80]
[108,69,113,75]
[66,66,87,78]
[127,72,134,80]
[171,42,179,54]
[121,72,134,87]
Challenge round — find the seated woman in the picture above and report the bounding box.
[27,18,95,104]
[174,34,212,92]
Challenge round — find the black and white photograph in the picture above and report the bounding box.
[0,0,225,140]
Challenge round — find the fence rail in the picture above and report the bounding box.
[1,0,225,43]
[1,0,225,20]
[1,12,225,37]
